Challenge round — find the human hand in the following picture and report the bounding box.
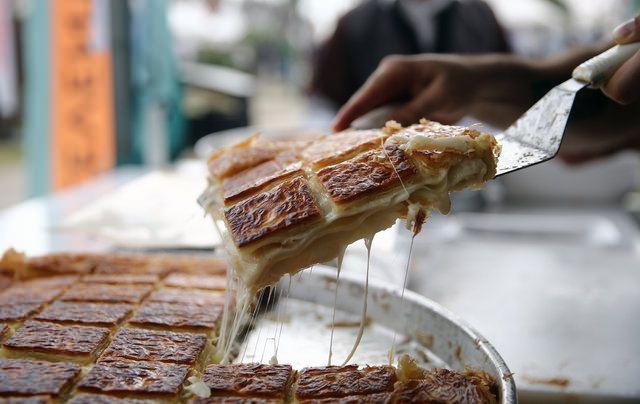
[332,55,482,131]
[601,15,640,104]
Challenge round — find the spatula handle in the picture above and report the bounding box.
[572,43,640,87]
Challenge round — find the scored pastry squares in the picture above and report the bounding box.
[0,358,80,397]
[223,176,322,248]
[69,394,156,404]
[81,273,159,285]
[3,321,110,362]
[129,301,223,332]
[78,359,190,396]
[163,273,227,291]
[100,327,206,365]
[294,365,396,401]
[0,303,42,323]
[60,283,153,304]
[148,288,225,306]
[198,364,293,400]
[201,120,499,292]
[34,301,133,327]
[301,129,388,169]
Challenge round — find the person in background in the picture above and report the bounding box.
[333,15,640,163]
[311,0,509,109]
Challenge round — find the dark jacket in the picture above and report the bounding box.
[311,0,510,107]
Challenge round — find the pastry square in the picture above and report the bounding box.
[3,321,109,360]
[100,328,206,365]
[0,359,80,396]
[0,303,42,322]
[129,302,223,331]
[295,365,396,400]
[60,284,153,304]
[78,360,189,396]
[163,273,227,290]
[148,288,225,306]
[201,364,292,399]
[81,273,159,285]
[34,301,133,327]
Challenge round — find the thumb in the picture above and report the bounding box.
[613,15,640,44]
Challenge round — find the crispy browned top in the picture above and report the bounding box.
[0,285,63,305]
[148,288,225,306]
[22,276,80,288]
[222,160,303,205]
[209,145,278,180]
[0,303,42,322]
[295,365,396,399]
[0,359,79,396]
[60,284,153,304]
[35,301,133,326]
[81,273,159,285]
[163,274,227,290]
[27,254,97,275]
[4,321,109,356]
[101,328,206,365]
[224,177,322,247]
[298,392,393,403]
[69,393,156,404]
[302,130,386,168]
[316,145,416,205]
[393,368,498,404]
[203,364,292,398]
[190,397,281,404]
[78,360,189,395]
[129,301,223,330]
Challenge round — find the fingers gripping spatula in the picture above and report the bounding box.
[352,43,640,176]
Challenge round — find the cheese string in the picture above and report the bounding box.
[388,233,415,365]
[341,235,374,365]
[328,247,346,366]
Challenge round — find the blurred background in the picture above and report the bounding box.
[0,0,638,204]
[1,1,640,401]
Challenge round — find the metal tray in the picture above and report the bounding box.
[234,265,517,403]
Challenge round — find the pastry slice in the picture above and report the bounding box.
[201,120,499,292]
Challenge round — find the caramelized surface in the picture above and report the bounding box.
[78,360,190,395]
[301,130,387,168]
[224,177,322,247]
[202,364,292,398]
[35,302,133,327]
[60,284,153,304]
[0,358,80,396]
[4,321,109,358]
[163,274,227,291]
[393,369,497,404]
[316,145,416,205]
[295,365,396,400]
[129,302,223,331]
[101,328,206,365]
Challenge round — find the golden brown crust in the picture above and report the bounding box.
[4,321,110,357]
[224,177,322,247]
[0,286,64,305]
[27,254,97,275]
[222,156,302,205]
[392,368,498,404]
[0,396,52,404]
[298,392,392,404]
[190,397,281,404]
[0,358,80,396]
[34,302,133,326]
[302,130,387,168]
[163,274,227,291]
[68,393,156,404]
[295,365,396,400]
[100,328,206,365]
[148,288,225,306]
[81,274,159,285]
[0,303,42,322]
[78,360,189,395]
[129,302,223,330]
[202,364,292,398]
[316,145,416,205]
[60,284,153,304]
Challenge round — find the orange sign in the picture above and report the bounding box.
[51,0,115,190]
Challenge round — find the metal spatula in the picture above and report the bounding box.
[352,43,640,176]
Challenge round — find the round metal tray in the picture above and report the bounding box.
[237,265,517,403]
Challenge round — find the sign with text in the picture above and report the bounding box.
[51,0,114,189]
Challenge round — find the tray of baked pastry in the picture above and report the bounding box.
[0,250,515,403]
